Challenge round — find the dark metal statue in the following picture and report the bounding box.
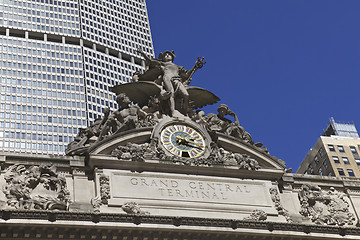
[134,49,206,116]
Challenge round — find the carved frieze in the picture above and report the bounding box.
[269,187,292,222]
[111,140,260,170]
[91,174,110,212]
[121,202,150,215]
[111,142,152,162]
[298,184,355,226]
[2,164,71,210]
[243,209,267,221]
[99,174,110,204]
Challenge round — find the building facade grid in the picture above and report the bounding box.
[0,0,154,155]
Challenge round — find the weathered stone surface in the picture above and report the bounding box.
[1,163,70,210]
[243,209,268,221]
[121,201,150,215]
[298,184,355,226]
[110,138,261,170]
[105,170,276,219]
[270,186,292,222]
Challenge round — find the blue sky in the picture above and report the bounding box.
[146,1,360,171]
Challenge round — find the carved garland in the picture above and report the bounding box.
[111,141,260,170]
[91,174,110,212]
[90,174,149,215]
[99,174,110,204]
[269,187,292,223]
[243,209,267,221]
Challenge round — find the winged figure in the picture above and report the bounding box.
[111,82,220,112]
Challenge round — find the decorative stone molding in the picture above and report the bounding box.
[1,209,359,238]
[243,209,267,221]
[91,174,110,212]
[99,174,110,204]
[111,142,152,162]
[2,164,71,210]
[269,186,292,222]
[298,184,355,226]
[111,140,260,170]
[121,202,150,215]
[90,195,102,212]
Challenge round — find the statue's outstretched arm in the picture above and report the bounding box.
[137,48,151,62]
[183,57,206,85]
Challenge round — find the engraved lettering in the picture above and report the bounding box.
[141,178,149,186]
[185,190,194,197]
[225,184,233,192]
[212,192,219,199]
[207,183,215,190]
[150,180,158,187]
[167,189,173,196]
[158,188,165,196]
[243,185,250,193]
[171,180,178,188]
[159,180,168,187]
[125,177,253,202]
[130,178,138,185]
[220,192,227,200]
[175,189,184,197]
[201,191,209,199]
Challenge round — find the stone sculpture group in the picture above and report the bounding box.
[2,164,70,210]
[1,48,357,230]
[66,49,266,169]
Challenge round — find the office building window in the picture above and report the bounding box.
[337,168,345,176]
[342,157,349,164]
[319,147,324,157]
[308,164,314,174]
[318,168,323,176]
[355,159,360,165]
[323,159,328,169]
[347,169,355,177]
[350,146,357,154]
[328,144,335,152]
[314,155,319,165]
[332,156,340,163]
[337,145,345,152]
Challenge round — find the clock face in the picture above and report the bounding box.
[160,124,206,158]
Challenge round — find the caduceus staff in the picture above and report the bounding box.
[183,56,206,86]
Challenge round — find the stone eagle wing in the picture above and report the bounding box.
[187,86,220,109]
[110,82,162,107]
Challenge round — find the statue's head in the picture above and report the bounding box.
[217,104,229,116]
[159,50,176,62]
[116,93,131,106]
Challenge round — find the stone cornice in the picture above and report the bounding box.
[282,173,360,191]
[88,156,285,181]
[0,210,358,239]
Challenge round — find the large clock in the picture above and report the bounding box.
[160,124,206,158]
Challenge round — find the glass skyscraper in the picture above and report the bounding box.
[0,0,154,155]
